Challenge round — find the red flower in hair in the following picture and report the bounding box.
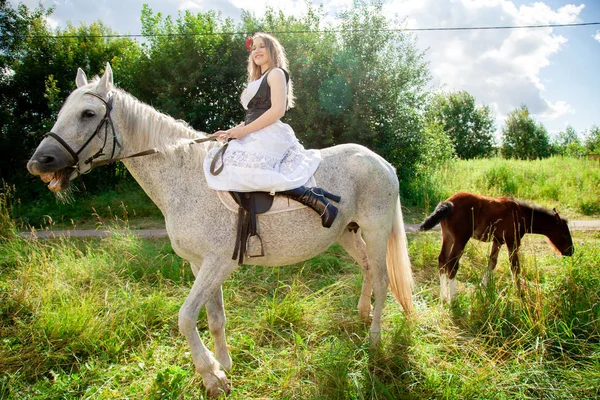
[245,37,253,51]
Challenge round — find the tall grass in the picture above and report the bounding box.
[408,157,600,218]
[2,158,599,398]
[1,224,599,398]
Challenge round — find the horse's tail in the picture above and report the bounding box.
[386,196,414,314]
[419,201,454,231]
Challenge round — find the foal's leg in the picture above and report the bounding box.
[506,242,524,295]
[179,254,237,397]
[481,241,501,287]
[438,229,453,302]
[190,262,232,370]
[442,233,470,302]
[337,228,372,321]
[360,228,390,347]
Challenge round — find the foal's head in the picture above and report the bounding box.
[547,209,574,256]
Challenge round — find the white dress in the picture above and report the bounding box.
[203,73,322,193]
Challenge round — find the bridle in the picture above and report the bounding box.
[44,92,123,172]
[44,90,223,174]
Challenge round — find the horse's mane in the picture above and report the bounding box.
[513,199,566,222]
[111,87,208,153]
[68,78,213,163]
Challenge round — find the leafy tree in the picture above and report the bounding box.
[237,0,430,184]
[0,1,53,189]
[425,91,496,159]
[552,125,586,157]
[501,105,551,160]
[0,1,140,199]
[418,119,455,170]
[584,125,600,154]
[132,5,247,133]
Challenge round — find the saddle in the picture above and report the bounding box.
[230,191,275,265]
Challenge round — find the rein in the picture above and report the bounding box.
[43,91,222,172]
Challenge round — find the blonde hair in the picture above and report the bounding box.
[247,32,295,109]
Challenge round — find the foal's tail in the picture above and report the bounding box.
[387,197,414,314]
[419,201,454,231]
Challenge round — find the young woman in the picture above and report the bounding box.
[203,32,339,227]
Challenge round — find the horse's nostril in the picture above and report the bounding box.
[39,155,55,164]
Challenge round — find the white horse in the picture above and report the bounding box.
[27,63,413,397]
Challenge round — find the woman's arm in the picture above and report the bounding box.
[222,68,287,140]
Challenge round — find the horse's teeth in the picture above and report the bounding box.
[40,173,54,183]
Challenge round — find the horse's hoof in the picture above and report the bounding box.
[358,302,373,322]
[358,309,373,322]
[203,371,230,398]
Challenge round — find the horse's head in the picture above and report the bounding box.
[27,62,119,192]
[549,208,574,256]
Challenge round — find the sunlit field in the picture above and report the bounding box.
[1,224,599,398]
[2,156,599,398]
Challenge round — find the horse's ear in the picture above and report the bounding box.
[76,68,88,88]
[553,208,561,222]
[96,62,113,97]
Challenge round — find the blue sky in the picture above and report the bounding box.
[11,0,600,141]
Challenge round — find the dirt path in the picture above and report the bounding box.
[18,220,600,239]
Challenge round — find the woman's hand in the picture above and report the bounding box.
[212,126,247,141]
[226,126,246,139]
[211,130,229,142]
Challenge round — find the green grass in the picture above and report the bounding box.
[11,179,163,230]
[2,157,599,398]
[1,218,599,398]
[408,156,600,219]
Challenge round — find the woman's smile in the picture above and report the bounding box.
[252,38,270,69]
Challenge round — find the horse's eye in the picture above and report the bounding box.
[82,110,96,118]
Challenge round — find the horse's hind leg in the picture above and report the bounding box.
[360,228,391,346]
[337,228,372,321]
[439,229,469,302]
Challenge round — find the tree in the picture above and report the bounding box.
[425,91,496,159]
[0,1,53,189]
[501,105,551,160]
[132,5,247,134]
[236,0,431,184]
[0,1,140,199]
[584,125,600,154]
[552,125,585,157]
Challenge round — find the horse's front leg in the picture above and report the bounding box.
[189,262,232,370]
[179,254,237,397]
[206,286,232,370]
[481,241,501,287]
[506,242,524,295]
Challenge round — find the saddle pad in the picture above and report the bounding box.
[216,178,315,215]
[216,191,307,214]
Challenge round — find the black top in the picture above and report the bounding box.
[244,68,290,125]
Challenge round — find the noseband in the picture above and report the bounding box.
[44,91,121,172]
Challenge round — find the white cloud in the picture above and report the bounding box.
[383,0,583,129]
[594,30,600,42]
[228,0,309,17]
[178,1,204,12]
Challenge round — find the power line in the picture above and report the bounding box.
[11,21,600,39]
